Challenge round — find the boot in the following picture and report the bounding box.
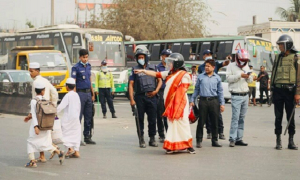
[196,139,202,148]
[288,134,298,150]
[149,136,158,147]
[103,113,107,119]
[112,113,117,118]
[212,140,222,147]
[275,134,282,150]
[140,136,146,148]
[84,136,96,144]
[159,136,165,143]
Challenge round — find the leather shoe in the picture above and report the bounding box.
[229,141,235,147]
[112,113,117,118]
[235,140,248,146]
[84,137,96,144]
[103,114,107,119]
[196,140,202,148]
[212,141,222,147]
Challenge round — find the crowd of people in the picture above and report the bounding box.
[22,34,299,167]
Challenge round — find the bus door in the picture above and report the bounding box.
[16,53,29,70]
[72,47,81,64]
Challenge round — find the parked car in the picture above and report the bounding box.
[0,70,32,95]
[218,71,268,103]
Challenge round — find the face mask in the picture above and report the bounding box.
[80,61,88,66]
[205,56,213,61]
[101,66,108,72]
[138,59,145,66]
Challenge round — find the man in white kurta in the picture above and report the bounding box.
[57,78,81,157]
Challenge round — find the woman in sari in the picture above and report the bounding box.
[134,53,195,154]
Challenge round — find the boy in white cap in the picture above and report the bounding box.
[24,81,64,167]
[57,78,81,158]
[24,62,59,162]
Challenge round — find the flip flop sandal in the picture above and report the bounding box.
[36,158,47,163]
[49,151,56,160]
[25,160,37,168]
[69,154,80,158]
[58,151,65,165]
[65,150,75,158]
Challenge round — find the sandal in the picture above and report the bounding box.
[58,151,65,165]
[49,151,56,160]
[36,158,47,163]
[25,160,37,168]
[65,150,75,158]
[69,154,80,158]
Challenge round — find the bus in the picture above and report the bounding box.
[125,36,276,73]
[0,24,127,96]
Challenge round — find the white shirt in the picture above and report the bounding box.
[226,62,253,93]
[32,75,58,107]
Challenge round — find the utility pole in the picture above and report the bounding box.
[51,0,54,25]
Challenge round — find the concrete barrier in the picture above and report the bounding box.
[0,82,32,115]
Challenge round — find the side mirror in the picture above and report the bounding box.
[125,35,134,42]
[85,33,92,41]
[3,79,9,82]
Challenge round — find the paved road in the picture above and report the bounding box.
[0,97,300,180]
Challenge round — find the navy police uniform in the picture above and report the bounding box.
[129,64,157,137]
[71,62,93,138]
[156,62,168,138]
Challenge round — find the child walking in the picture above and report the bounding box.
[24,81,64,167]
[57,78,81,158]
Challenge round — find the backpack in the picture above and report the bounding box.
[34,97,56,131]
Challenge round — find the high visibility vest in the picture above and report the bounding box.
[187,83,195,94]
[97,71,115,90]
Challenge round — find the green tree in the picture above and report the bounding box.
[276,0,300,22]
[25,20,34,28]
[89,0,212,40]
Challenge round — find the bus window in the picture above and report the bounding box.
[167,43,172,50]
[224,41,233,56]
[181,42,191,61]
[199,42,210,56]
[42,38,52,46]
[19,55,28,70]
[53,37,65,53]
[18,41,26,46]
[0,40,2,55]
[63,36,72,58]
[4,41,17,54]
[216,41,225,60]
[159,43,166,54]
[27,40,34,46]
[72,48,80,64]
[151,44,161,61]
[125,44,134,61]
[172,43,181,53]
[35,39,42,46]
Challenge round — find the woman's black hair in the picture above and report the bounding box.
[35,88,45,94]
[66,84,75,90]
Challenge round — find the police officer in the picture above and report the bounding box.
[156,49,171,143]
[129,47,162,148]
[71,49,96,145]
[95,60,117,119]
[271,34,299,150]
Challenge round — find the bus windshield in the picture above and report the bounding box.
[88,34,125,67]
[28,52,67,71]
[247,39,274,72]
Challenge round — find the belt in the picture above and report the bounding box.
[274,84,295,89]
[231,92,248,96]
[77,89,91,93]
[200,96,218,101]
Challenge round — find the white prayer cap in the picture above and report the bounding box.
[29,62,40,69]
[66,78,75,85]
[34,81,45,89]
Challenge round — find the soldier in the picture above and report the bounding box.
[129,47,162,148]
[271,34,299,150]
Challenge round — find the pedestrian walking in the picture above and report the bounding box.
[134,53,196,154]
[226,49,253,147]
[270,34,299,150]
[190,59,225,148]
[24,81,64,168]
[129,47,162,148]
[95,60,117,119]
[71,49,96,145]
[57,78,81,158]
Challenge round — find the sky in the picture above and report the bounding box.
[0,0,292,35]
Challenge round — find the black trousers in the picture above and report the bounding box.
[273,87,296,135]
[157,89,168,137]
[205,113,224,134]
[135,94,157,137]
[99,88,115,114]
[197,98,220,141]
[260,87,269,104]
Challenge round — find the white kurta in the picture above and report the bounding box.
[160,71,193,151]
[27,95,55,154]
[57,91,81,151]
[32,75,58,107]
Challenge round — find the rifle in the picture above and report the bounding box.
[131,105,142,146]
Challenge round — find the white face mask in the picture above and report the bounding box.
[138,59,145,66]
[101,66,108,72]
[205,56,213,61]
